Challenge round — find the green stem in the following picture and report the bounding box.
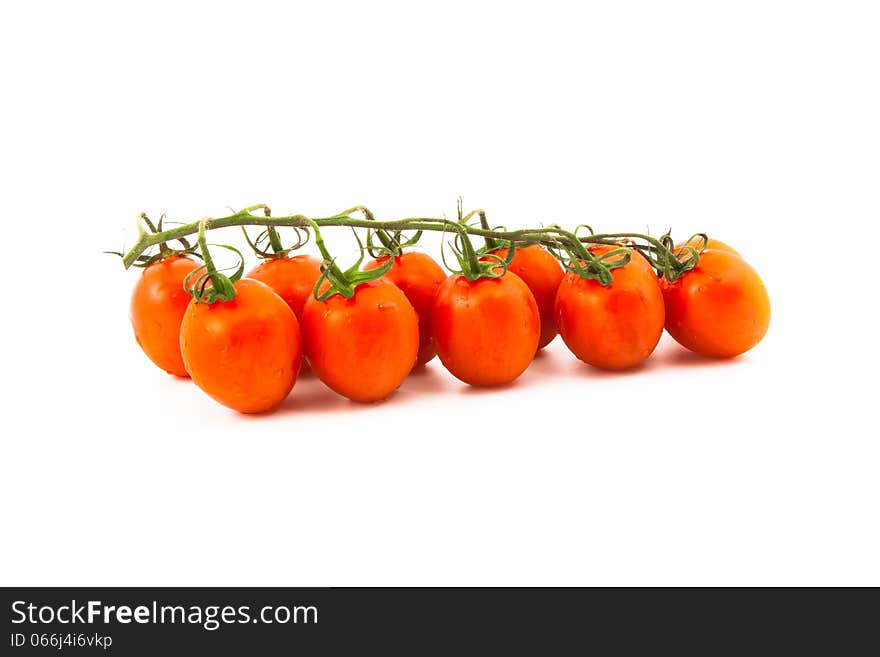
[182,219,243,303]
[475,209,501,251]
[119,205,698,281]
[124,216,565,268]
[266,227,284,253]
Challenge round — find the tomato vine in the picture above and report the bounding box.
[115,202,708,302]
[120,202,770,411]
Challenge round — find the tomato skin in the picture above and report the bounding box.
[555,249,665,370]
[180,278,302,413]
[431,273,540,386]
[364,252,446,366]
[301,278,419,402]
[661,249,770,358]
[130,256,201,377]
[246,255,322,322]
[486,246,564,349]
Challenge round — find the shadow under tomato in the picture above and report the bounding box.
[652,342,746,369]
[266,378,364,416]
[526,347,565,376]
[567,357,658,379]
[451,348,568,395]
[268,364,452,415]
[398,363,449,396]
[457,380,522,396]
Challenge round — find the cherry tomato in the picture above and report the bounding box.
[246,254,322,322]
[130,255,201,377]
[675,237,740,257]
[485,246,564,349]
[432,273,540,386]
[555,248,665,370]
[180,279,302,413]
[364,252,446,366]
[301,278,419,402]
[661,249,770,358]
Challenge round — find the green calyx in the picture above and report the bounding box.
[656,232,705,282]
[565,247,631,285]
[105,212,200,268]
[240,204,312,259]
[365,227,423,258]
[182,218,245,304]
[307,219,395,302]
[457,198,509,255]
[357,204,422,258]
[546,225,629,286]
[439,200,515,281]
[441,224,516,281]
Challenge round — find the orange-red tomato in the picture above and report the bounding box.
[555,248,665,370]
[180,278,302,413]
[246,254,322,322]
[130,256,201,377]
[675,237,740,257]
[486,246,564,349]
[364,252,446,366]
[431,273,540,386]
[661,249,770,358]
[301,278,419,402]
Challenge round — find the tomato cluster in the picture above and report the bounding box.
[129,237,770,414]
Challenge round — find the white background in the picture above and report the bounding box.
[1,1,878,585]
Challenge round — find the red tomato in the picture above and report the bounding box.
[301,278,419,402]
[246,254,322,322]
[661,249,770,358]
[180,278,302,413]
[130,256,200,377]
[555,248,665,370]
[485,245,564,349]
[364,252,446,366]
[431,273,540,386]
